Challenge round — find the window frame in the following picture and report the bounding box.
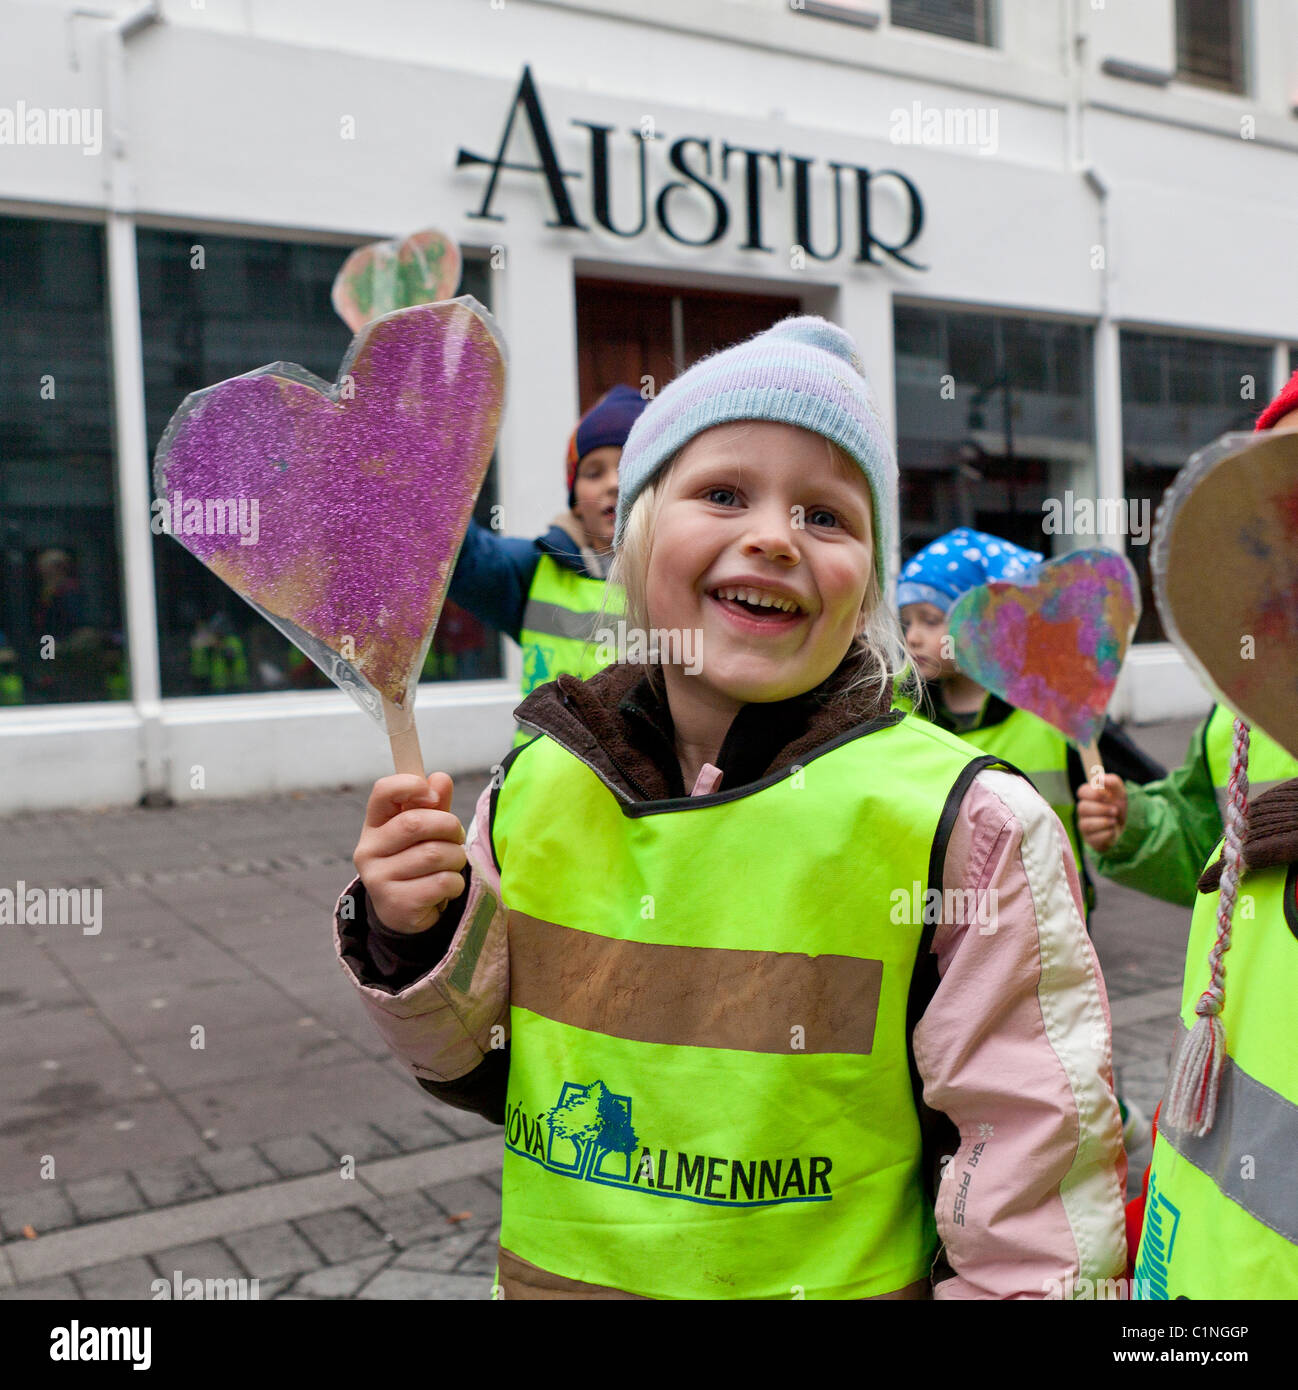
[131,221,505,700]
[1174,0,1249,97]
[892,298,1097,563]
[0,208,129,709]
[788,0,997,47]
[888,0,995,49]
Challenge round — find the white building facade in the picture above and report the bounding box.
[2,0,1296,810]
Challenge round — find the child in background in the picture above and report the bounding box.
[1074,372,1298,1282]
[447,385,646,742]
[897,528,1165,918]
[1078,373,1298,906]
[336,318,1126,1300]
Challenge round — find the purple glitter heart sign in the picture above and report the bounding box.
[153,297,506,764]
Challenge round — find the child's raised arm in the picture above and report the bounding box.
[334,777,511,1121]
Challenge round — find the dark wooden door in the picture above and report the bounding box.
[575,278,801,411]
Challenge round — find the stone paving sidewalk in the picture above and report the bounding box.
[0,990,1176,1301]
[0,976,1181,1298]
[0,777,493,1193]
[0,1112,494,1246]
[0,718,1206,1295]
[2,1158,502,1302]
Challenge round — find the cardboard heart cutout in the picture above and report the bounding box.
[946,548,1140,747]
[1153,429,1298,762]
[332,229,461,333]
[153,297,505,725]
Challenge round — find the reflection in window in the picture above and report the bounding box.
[1121,330,1270,642]
[0,215,128,706]
[894,304,1095,565]
[138,230,501,697]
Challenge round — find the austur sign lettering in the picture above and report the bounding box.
[457,66,926,270]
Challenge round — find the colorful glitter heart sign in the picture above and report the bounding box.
[153,297,506,770]
[1153,429,1298,762]
[332,229,461,333]
[946,549,1140,750]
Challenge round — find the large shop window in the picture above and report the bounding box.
[138,230,501,698]
[894,305,1094,563]
[1121,330,1269,643]
[0,215,127,708]
[1176,0,1246,94]
[891,0,993,46]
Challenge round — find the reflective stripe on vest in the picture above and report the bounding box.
[515,555,623,746]
[492,714,994,1299]
[1134,861,1298,1298]
[1203,704,1298,821]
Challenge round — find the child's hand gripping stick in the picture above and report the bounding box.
[944,549,1141,781]
[1076,774,1128,853]
[152,297,507,775]
[354,772,467,933]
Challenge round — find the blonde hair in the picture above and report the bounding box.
[601,440,914,709]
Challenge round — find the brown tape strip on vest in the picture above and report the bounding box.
[508,912,882,1055]
[497,1246,930,1300]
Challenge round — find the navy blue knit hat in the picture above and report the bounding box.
[566,385,648,506]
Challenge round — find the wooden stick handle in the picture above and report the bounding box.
[1079,741,1105,786]
[382,696,425,777]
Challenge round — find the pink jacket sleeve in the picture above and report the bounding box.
[917,767,1128,1300]
[332,782,510,1083]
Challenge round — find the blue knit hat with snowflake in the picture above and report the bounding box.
[896,528,1042,614]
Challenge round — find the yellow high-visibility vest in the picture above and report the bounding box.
[492,712,998,1298]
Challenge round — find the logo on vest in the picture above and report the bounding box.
[505,1079,834,1207]
[1132,1171,1182,1301]
[521,644,554,695]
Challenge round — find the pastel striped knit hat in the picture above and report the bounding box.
[614,316,896,587]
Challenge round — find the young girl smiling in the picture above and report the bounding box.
[336,317,1127,1300]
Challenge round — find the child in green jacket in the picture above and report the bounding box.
[1078,372,1298,905]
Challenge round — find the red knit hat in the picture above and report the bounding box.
[1254,369,1298,431]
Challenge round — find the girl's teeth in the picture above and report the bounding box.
[715,587,798,613]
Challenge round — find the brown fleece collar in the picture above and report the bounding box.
[514,659,895,802]
[1197,779,1298,891]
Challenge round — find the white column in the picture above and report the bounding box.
[102,17,167,797]
[488,236,580,688]
[105,214,167,793]
[1093,315,1125,556]
[1094,312,1135,720]
[837,275,899,583]
[1272,342,1291,400]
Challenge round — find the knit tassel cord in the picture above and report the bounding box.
[1165,717,1250,1137]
